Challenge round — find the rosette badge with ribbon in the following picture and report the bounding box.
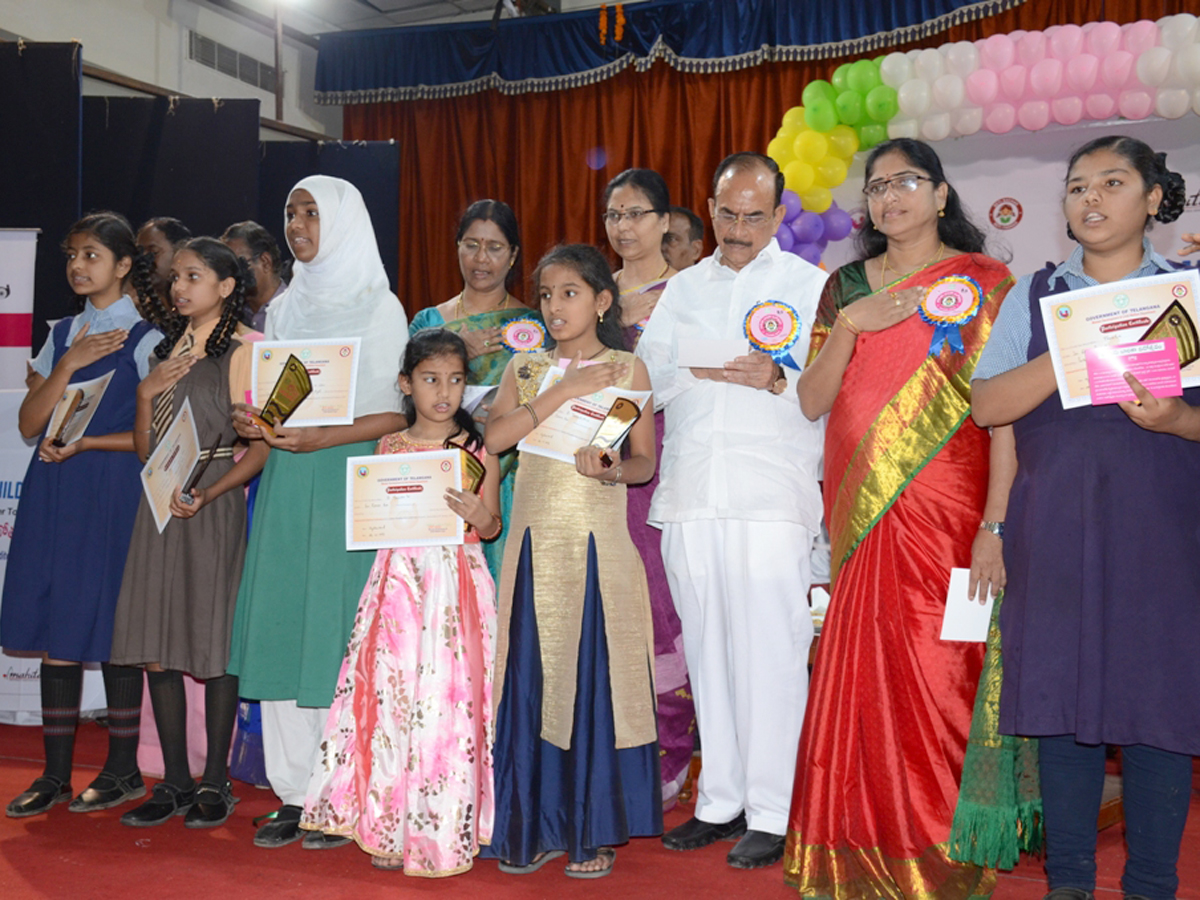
[919,275,983,356]
[500,316,546,354]
[744,300,802,369]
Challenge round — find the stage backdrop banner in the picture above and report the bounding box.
[0,390,105,724]
[0,231,37,391]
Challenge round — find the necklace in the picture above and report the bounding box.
[587,345,618,362]
[618,261,670,295]
[397,428,460,447]
[881,241,944,285]
[455,290,510,318]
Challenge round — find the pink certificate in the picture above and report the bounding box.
[1084,338,1183,405]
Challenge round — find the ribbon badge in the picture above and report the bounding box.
[500,317,546,353]
[919,275,983,356]
[744,300,802,369]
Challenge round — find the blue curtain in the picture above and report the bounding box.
[315,0,1024,104]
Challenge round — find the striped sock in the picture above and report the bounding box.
[40,663,82,783]
[100,663,144,777]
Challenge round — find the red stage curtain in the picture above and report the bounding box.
[343,0,1191,317]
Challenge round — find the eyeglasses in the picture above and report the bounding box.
[713,211,771,229]
[601,209,665,225]
[862,174,935,199]
[458,239,511,258]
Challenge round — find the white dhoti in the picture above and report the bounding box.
[261,699,328,807]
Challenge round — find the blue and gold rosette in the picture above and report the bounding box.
[744,300,802,369]
[500,316,546,353]
[919,275,983,356]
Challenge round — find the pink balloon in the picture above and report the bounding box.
[1051,95,1084,125]
[1065,54,1099,93]
[1049,24,1084,61]
[1086,21,1122,57]
[984,103,1016,134]
[1017,31,1047,67]
[981,34,1016,71]
[999,65,1028,102]
[1100,51,1135,90]
[965,68,999,106]
[1121,20,1158,57]
[1084,92,1117,119]
[1030,58,1064,98]
[1117,89,1153,120]
[1017,100,1051,131]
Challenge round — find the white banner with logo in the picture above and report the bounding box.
[0,389,105,724]
[825,116,1200,281]
[0,230,38,392]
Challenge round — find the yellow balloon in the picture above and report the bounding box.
[813,155,849,188]
[781,105,808,133]
[793,130,829,164]
[827,124,860,160]
[783,160,816,194]
[767,136,793,165]
[800,185,833,214]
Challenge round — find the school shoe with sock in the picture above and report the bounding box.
[254,804,304,847]
[69,771,146,812]
[120,782,196,826]
[184,781,237,828]
[72,663,146,812]
[662,812,747,850]
[5,776,72,818]
[7,662,81,818]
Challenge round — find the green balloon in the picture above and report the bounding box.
[857,122,887,149]
[864,84,898,123]
[846,59,881,95]
[834,90,865,126]
[805,99,838,133]
[801,79,836,109]
[830,64,851,94]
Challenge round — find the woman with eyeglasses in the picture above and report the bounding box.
[783,138,1017,899]
[601,169,694,814]
[411,200,542,579]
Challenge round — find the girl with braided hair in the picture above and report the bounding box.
[973,136,1200,900]
[108,237,269,828]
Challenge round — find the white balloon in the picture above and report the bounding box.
[1159,13,1198,51]
[1193,85,1200,116]
[887,116,920,140]
[906,49,922,61]
[1155,86,1191,119]
[920,112,952,142]
[880,52,913,89]
[897,79,932,117]
[932,73,966,110]
[1173,44,1200,87]
[952,106,984,136]
[1136,47,1174,87]
[946,41,980,78]
[914,48,946,82]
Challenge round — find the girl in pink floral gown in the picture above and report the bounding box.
[302,329,502,875]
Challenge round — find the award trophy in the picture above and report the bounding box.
[444,438,486,494]
[249,354,314,434]
[590,397,642,467]
[49,389,86,447]
[179,434,223,506]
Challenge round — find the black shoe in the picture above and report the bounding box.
[120,782,196,827]
[302,831,352,849]
[6,776,71,818]
[726,829,786,869]
[1044,890,1095,900]
[184,781,237,829]
[69,770,146,812]
[253,804,304,848]
[662,813,747,851]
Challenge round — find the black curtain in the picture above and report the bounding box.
[0,43,82,351]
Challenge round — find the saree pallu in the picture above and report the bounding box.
[784,254,1012,899]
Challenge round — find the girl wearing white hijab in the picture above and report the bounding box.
[226,176,408,848]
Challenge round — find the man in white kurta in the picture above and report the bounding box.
[636,152,826,869]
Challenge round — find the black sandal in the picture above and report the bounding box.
[6,776,71,818]
[184,781,237,829]
[69,770,146,812]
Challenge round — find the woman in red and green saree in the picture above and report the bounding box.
[784,139,1017,899]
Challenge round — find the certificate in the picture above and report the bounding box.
[251,338,361,427]
[516,366,652,464]
[45,370,113,447]
[1040,270,1200,409]
[139,397,201,534]
[345,449,463,550]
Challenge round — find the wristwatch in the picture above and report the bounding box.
[979,520,1004,539]
[768,363,788,395]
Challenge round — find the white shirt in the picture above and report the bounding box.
[636,239,827,529]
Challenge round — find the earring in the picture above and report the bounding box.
[1150,208,1159,217]
[937,208,945,218]
[598,311,605,324]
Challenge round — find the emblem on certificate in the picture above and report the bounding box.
[501,317,546,353]
[919,275,983,356]
[744,300,801,369]
[590,397,642,467]
[250,354,313,434]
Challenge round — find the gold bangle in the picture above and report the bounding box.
[521,401,539,427]
[481,513,502,539]
[837,309,860,336]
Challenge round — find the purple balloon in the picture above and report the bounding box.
[790,211,825,244]
[775,225,795,251]
[794,241,823,266]
[781,190,803,222]
[821,205,853,242]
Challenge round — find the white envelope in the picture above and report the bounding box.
[676,338,750,368]
[939,567,994,643]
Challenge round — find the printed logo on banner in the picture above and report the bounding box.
[849,209,867,232]
[989,198,1023,230]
